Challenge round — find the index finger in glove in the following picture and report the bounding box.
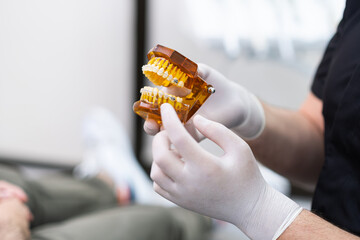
[160,103,208,162]
[152,130,184,182]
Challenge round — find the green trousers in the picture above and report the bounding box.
[0,163,211,240]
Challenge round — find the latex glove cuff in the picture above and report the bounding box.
[233,92,266,140]
[236,184,303,240]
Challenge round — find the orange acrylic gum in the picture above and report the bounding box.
[133,44,215,124]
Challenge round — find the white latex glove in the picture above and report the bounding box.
[144,63,265,140]
[151,103,302,240]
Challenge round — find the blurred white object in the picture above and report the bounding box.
[75,107,173,206]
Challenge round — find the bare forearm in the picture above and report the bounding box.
[279,210,359,240]
[0,224,30,240]
[247,103,324,187]
[0,199,31,240]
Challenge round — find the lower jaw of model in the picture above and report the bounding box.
[133,45,215,124]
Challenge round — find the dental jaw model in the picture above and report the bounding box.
[133,44,215,124]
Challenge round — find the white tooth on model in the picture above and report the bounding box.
[157,68,164,76]
[151,64,157,72]
[152,88,158,103]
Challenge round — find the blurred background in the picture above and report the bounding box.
[0,0,346,238]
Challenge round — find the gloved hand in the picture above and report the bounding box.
[151,103,302,240]
[144,63,265,140]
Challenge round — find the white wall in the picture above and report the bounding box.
[0,0,135,165]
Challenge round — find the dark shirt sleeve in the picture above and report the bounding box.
[311,29,341,100]
[310,0,360,100]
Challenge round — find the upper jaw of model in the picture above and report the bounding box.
[133,44,215,124]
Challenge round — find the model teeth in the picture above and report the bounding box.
[142,57,189,88]
[157,68,164,76]
[140,86,186,110]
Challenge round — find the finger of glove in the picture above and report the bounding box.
[197,63,212,79]
[152,131,184,181]
[184,118,205,142]
[193,115,247,154]
[153,181,174,203]
[150,162,176,193]
[144,119,160,135]
[160,103,208,163]
[198,63,224,85]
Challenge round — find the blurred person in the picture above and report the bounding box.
[146,0,360,239]
[0,108,211,240]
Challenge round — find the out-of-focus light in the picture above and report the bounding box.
[184,0,345,60]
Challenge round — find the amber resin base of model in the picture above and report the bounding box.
[133,44,215,124]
